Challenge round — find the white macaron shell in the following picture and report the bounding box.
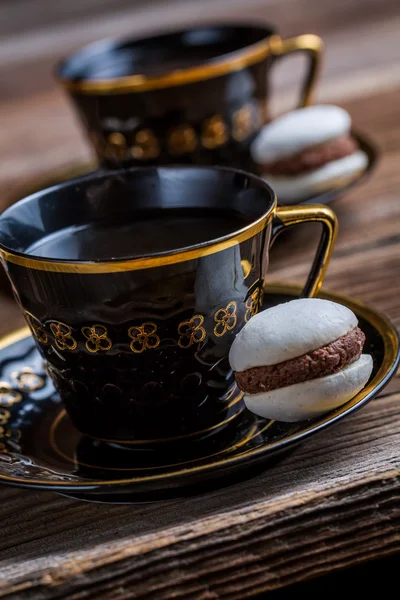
[229,298,358,372]
[251,105,352,164]
[244,354,373,422]
[263,150,368,204]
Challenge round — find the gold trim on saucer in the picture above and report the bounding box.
[0,212,273,274]
[0,283,398,487]
[58,39,271,95]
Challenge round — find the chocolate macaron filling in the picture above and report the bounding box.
[262,134,358,176]
[235,327,366,394]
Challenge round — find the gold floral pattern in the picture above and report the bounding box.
[245,287,263,322]
[50,322,77,352]
[214,302,237,337]
[178,315,206,348]
[11,368,45,392]
[128,322,160,354]
[131,128,160,160]
[168,124,197,155]
[232,104,254,141]
[93,104,259,162]
[0,413,21,453]
[0,408,11,452]
[0,382,22,406]
[105,132,127,160]
[201,115,228,149]
[82,324,112,354]
[25,312,48,344]
[22,300,263,354]
[0,408,10,425]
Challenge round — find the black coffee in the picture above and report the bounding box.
[26,208,250,261]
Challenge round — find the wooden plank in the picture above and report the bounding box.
[0,392,398,598]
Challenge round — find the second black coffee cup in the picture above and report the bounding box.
[57,24,323,170]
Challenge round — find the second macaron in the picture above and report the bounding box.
[251,105,368,203]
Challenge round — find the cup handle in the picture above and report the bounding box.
[270,34,324,108]
[271,204,338,298]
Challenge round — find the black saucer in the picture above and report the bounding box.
[0,283,397,503]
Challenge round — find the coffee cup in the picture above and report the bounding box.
[57,24,322,170]
[0,166,336,444]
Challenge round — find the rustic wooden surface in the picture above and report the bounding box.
[0,0,399,598]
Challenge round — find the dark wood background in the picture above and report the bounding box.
[0,0,399,598]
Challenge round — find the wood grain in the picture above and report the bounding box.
[0,393,399,599]
[0,0,399,598]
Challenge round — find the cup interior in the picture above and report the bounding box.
[0,166,275,263]
[58,24,274,82]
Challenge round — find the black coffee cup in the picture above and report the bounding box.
[57,24,322,170]
[0,166,336,444]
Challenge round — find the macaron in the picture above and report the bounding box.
[250,105,368,202]
[229,298,373,422]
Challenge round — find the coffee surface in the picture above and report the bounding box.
[26,208,251,261]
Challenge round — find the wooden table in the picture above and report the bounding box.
[0,0,399,597]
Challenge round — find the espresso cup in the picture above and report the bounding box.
[57,24,323,170]
[0,166,336,444]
